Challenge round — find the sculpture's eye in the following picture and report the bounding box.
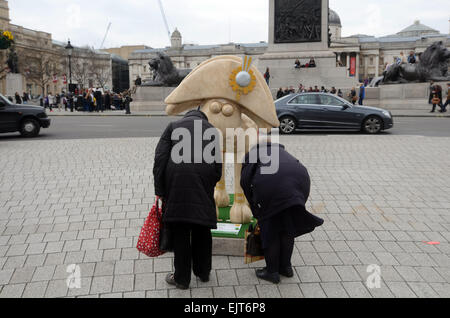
[222,104,234,117]
[210,102,222,114]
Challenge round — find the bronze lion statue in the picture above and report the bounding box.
[142,52,191,87]
[382,41,450,84]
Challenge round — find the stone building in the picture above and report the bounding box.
[0,0,129,97]
[128,9,450,90]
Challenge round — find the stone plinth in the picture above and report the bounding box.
[345,82,448,110]
[6,73,23,97]
[130,86,175,112]
[260,0,358,92]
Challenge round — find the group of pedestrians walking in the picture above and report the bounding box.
[429,82,450,113]
[276,83,368,106]
[40,88,133,114]
[14,92,29,104]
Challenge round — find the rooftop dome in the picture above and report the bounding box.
[171,28,181,38]
[329,9,341,27]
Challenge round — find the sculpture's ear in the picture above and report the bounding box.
[166,100,204,116]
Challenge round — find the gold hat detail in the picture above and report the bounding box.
[229,56,256,101]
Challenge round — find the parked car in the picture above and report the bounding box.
[275,93,393,134]
[0,93,51,137]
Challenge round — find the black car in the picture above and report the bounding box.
[0,94,51,137]
[276,93,394,134]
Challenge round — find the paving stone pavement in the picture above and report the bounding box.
[0,135,449,298]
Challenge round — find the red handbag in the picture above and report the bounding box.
[136,198,166,257]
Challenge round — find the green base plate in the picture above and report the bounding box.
[213,194,256,239]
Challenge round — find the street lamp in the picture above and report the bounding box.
[65,40,73,92]
[65,40,74,111]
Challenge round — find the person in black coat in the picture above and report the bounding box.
[153,110,222,289]
[276,88,284,100]
[241,142,324,284]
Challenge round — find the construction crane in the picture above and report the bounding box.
[99,22,112,49]
[157,0,171,42]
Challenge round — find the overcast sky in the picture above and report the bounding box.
[8,0,450,49]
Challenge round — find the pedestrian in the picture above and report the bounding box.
[330,87,337,95]
[135,76,142,86]
[435,84,443,108]
[15,92,22,104]
[241,140,324,284]
[22,92,29,104]
[48,92,55,111]
[359,83,366,106]
[430,92,441,113]
[308,58,316,67]
[264,68,270,85]
[314,86,319,92]
[294,59,301,69]
[123,91,133,115]
[399,52,406,64]
[349,87,357,105]
[153,109,222,290]
[82,92,89,112]
[442,83,450,112]
[94,88,104,112]
[56,93,62,111]
[429,82,435,104]
[289,86,295,94]
[276,88,284,100]
[408,51,417,64]
[104,91,111,110]
[63,95,68,111]
[283,87,291,96]
[68,93,74,112]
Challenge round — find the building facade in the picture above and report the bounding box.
[129,9,450,89]
[0,0,129,97]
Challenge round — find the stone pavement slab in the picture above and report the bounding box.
[0,135,449,298]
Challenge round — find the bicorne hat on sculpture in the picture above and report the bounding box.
[165,55,280,129]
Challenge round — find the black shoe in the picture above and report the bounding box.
[197,274,210,283]
[165,273,189,290]
[279,267,294,278]
[256,268,280,284]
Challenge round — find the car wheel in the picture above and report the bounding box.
[20,118,40,137]
[279,116,297,135]
[362,116,383,134]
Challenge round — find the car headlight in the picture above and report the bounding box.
[382,111,391,118]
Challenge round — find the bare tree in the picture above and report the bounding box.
[18,49,62,96]
[91,54,111,89]
[71,47,111,90]
[71,47,94,90]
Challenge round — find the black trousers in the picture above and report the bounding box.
[264,232,295,274]
[170,223,212,287]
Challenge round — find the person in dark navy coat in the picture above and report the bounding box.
[241,142,324,284]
